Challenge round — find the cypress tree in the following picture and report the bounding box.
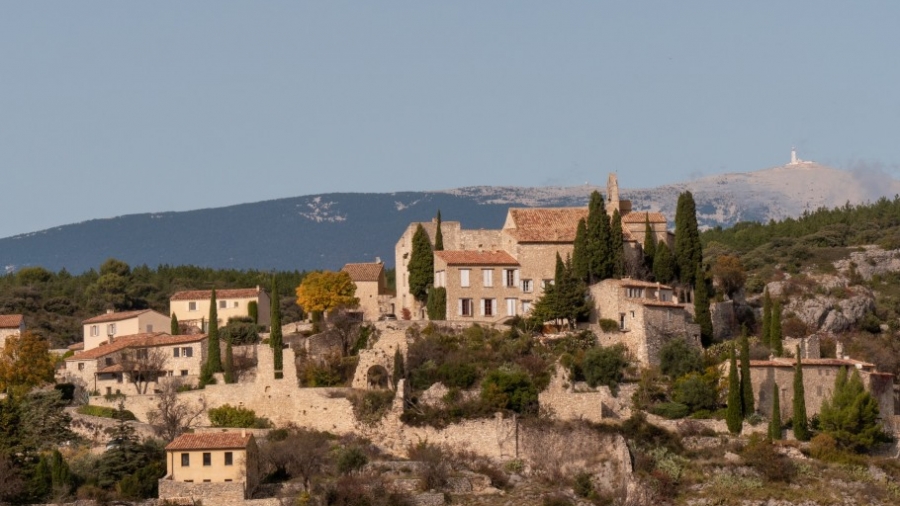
[586,191,611,282]
[392,348,405,389]
[170,313,179,335]
[50,449,72,496]
[643,215,656,274]
[772,300,783,356]
[739,326,754,417]
[270,276,283,379]
[223,337,235,384]
[426,287,447,320]
[694,267,714,347]
[761,288,772,348]
[726,344,743,434]
[29,454,52,500]
[572,218,590,283]
[610,209,625,278]
[653,242,675,284]
[674,191,701,285]
[559,255,589,328]
[792,345,810,441]
[248,300,258,324]
[205,288,222,374]
[434,210,444,251]
[768,382,781,440]
[408,224,434,303]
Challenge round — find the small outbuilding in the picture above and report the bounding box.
[159,431,259,502]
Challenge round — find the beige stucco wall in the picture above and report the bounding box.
[167,446,251,485]
[435,257,523,323]
[83,312,171,351]
[0,328,21,351]
[170,293,270,329]
[354,280,383,321]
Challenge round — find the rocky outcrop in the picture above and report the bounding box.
[785,289,875,334]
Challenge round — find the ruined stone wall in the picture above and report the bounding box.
[537,365,604,423]
[305,332,343,360]
[352,323,410,389]
[783,335,821,359]
[67,408,156,443]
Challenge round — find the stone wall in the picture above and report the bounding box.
[710,300,736,341]
[538,364,604,423]
[158,478,247,503]
[67,408,156,443]
[352,323,409,389]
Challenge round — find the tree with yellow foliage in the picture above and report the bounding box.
[295,271,359,318]
[0,331,55,392]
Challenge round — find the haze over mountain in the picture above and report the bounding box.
[3,160,898,274]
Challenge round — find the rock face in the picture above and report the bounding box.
[785,290,876,334]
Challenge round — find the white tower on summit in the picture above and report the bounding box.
[790,147,798,165]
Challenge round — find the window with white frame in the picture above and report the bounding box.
[504,269,519,288]
[460,269,470,288]
[459,298,473,317]
[90,325,99,337]
[626,287,643,298]
[482,298,495,317]
[182,347,193,358]
[521,279,533,293]
[506,298,517,316]
[107,323,116,335]
[521,300,532,314]
[482,269,493,287]
[435,270,445,288]
[188,301,197,311]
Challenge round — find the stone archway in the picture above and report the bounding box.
[367,365,390,389]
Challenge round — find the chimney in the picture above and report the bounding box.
[375,256,382,264]
[241,429,246,438]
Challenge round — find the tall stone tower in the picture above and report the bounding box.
[606,173,620,216]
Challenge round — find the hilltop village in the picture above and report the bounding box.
[2,173,900,506]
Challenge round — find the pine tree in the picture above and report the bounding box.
[726,345,743,434]
[270,276,283,380]
[223,337,235,384]
[408,224,434,303]
[739,326,754,417]
[170,313,179,335]
[433,210,444,251]
[643,215,657,274]
[761,288,772,348]
[653,242,675,284]
[819,367,883,451]
[50,448,72,497]
[572,218,590,283]
[204,288,222,376]
[792,345,810,441]
[768,382,781,440]
[610,209,625,278]
[694,267,714,347]
[559,255,589,328]
[772,300,783,356]
[674,191,702,286]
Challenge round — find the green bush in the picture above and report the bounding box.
[350,389,395,425]
[581,344,628,391]
[672,370,720,413]
[650,402,690,419]
[598,319,620,333]
[336,446,368,475]
[573,471,594,498]
[740,434,795,482]
[481,369,538,415]
[659,339,703,379]
[77,404,136,421]
[208,404,271,428]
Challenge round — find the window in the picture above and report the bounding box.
[167,370,173,376]
[107,323,116,335]
[136,348,148,359]
[225,452,233,466]
[78,363,85,371]
[182,347,193,357]
[146,324,153,332]
[626,287,643,298]
[504,269,518,288]
[181,370,188,376]
[174,348,180,358]
[482,269,493,287]
[482,298,494,317]
[203,453,211,466]
[522,300,532,314]
[220,300,227,309]
[203,479,211,483]
[105,357,113,366]
[106,387,112,395]
[459,298,473,317]
[233,301,239,308]
[181,453,190,467]
[189,301,197,311]
[90,325,99,336]
[506,298,517,316]
[619,314,626,331]
[521,279,533,293]
[460,269,470,288]
[435,270,445,288]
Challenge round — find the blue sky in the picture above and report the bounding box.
[2,2,898,238]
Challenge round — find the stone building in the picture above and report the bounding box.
[159,431,260,502]
[434,250,523,321]
[81,309,171,352]
[737,356,895,427]
[589,278,701,367]
[341,260,394,321]
[170,287,271,330]
[60,332,208,395]
[0,313,24,349]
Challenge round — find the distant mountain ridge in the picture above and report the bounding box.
[3,161,898,273]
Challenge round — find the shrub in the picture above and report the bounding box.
[672,370,720,413]
[208,404,270,428]
[336,446,368,475]
[740,434,795,482]
[481,368,538,415]
[650,402,690,419]
[573,471,594,498]
[598,319,619,333]
[77,404,136,421]
[349,389,395,425]
[581,344,629,391]
[659,339,703,379]
[407,442,449,491]
[542,494,573,506]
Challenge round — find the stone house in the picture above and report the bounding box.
[589,278,701,367]
[81,309,171,352]
[736,356,895,427]
[60,332,208,395]
[159,431,259,502]
[0,314,24,349]
[434,250,523,322]
[342,260,394,321]
[170,287,271,330]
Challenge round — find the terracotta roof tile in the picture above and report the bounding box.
[435,250,519,266]
[504,208,588,243]
[621,211,667,224]
[341,263,384,282]
[67,342,85,351]
[165,432,253,451]
[65,333,206,361]
[83,309,159,325]
[0,314,24,328]
[170,288,263,301]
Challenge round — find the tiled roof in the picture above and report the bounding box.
[505,208,588,243]
[341,263,384,282]
[0,314,24,328]
[170,288,263,301]
[65,333,206,361]
[83,309,159,325]
[434,250,519,266]
[67,342,85,351]
[621,211,667,224]
[97,364,125,374]
[165,432,253,451]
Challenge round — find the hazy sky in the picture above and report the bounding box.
[2,2,899,238]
